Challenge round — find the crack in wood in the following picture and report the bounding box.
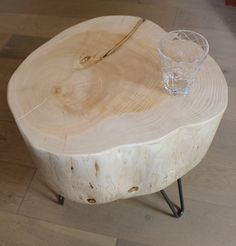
[102,18,145,58]
[79,18,145,68]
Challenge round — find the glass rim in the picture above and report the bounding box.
[157,30,209,64]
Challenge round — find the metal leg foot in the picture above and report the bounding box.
[58,194,64,205]
[160,178,184,218]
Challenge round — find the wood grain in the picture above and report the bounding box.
[8,16,227,155]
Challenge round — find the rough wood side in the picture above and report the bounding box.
[26,114,222,204]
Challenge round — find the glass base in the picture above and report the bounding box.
[163,75,191,96]
[164,85,190,96]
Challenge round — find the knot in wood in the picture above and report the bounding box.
[80,56,91,64]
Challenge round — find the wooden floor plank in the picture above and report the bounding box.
[0,34,48,59]
[0,57,23,121]
[174,7,236,32]
[0,162,35,213]
[0,33,11,48]
[0,13,84,38]
[0,121,35,167]
[137,0,236,17]
[0,0,177,30]
[117,239,148,246]
[18,174,236,246]
[0,211,117,246]
[166,147,236,209]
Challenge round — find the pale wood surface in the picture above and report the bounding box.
[0,0,235,245]
[8,16,227,155]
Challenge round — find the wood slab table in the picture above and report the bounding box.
[7,16,228,216]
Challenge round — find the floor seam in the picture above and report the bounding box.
[16,168,37,215]
[0,160,36,170]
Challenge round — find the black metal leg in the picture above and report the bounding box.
[160,178,184,218]
[58,194,65,205]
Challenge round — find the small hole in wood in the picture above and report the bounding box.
[87,198,96,204]
[89,182,94,189]
[128,186,139,193]
[80,56,91,64]
[94,161,99,176]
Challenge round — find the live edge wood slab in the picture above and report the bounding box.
[7,16,228,204]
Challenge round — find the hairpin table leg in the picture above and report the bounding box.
[160,178,184,218]
[57,179,184,218]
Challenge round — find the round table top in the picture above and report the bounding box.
[7,16,228,155]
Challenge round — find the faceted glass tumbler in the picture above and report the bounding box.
[157,30,209,96]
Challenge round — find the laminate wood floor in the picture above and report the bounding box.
[0,0,235,245]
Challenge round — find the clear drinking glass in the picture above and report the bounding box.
[157,30,209,96]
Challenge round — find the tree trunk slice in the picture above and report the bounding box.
[8,16,228,204]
